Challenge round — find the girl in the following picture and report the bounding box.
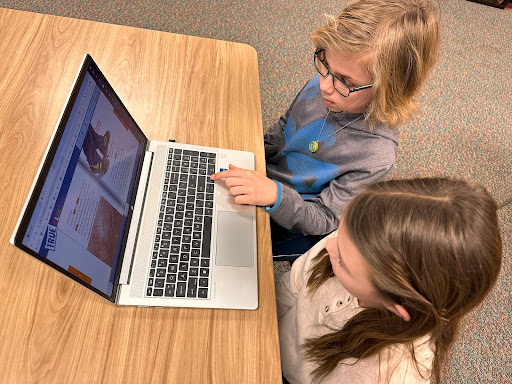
[276,178,502,383]
[211,0,441,256]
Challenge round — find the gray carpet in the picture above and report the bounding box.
[1,0,510,382]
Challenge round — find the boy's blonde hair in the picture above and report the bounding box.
[311,0,441,128]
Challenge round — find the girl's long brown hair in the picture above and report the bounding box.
[304,178,502,383]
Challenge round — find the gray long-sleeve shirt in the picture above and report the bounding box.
[264,75,399,236]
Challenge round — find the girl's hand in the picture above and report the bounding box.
[211,164,278,206]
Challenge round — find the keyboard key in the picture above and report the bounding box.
[165,284,175,297]
[200,259,210,267]
[198,176,206,192]
[166,274,177,284]
[201,216,212,259]
[181,243,191,252]
[198,288,208,298]
[157,268,166,277]
[177,282,186,297]
[200,268,210,277]
[187,286,197,298]
[179,262,188,271]
[158,259,167,268]
[189,175,197,188]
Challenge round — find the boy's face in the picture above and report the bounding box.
[319,49,373,114]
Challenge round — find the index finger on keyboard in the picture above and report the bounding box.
[211,168,245,180]
[211,169,231,180]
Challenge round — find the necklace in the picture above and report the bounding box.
[308,111,363,153]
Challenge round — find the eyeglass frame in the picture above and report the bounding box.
[314,49,373,98]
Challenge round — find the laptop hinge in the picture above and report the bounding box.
[118,149,154,285]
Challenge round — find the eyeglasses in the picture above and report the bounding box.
[314,49,373,97]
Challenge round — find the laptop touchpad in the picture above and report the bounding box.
[215,211,254,268]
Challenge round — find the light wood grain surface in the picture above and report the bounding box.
[0,7,280,384]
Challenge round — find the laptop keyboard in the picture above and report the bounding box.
[146,148,216,299]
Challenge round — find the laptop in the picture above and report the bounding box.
[10,54,258,310]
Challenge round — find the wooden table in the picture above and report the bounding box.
[0,8,281,383]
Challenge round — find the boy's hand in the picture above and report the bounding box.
[211,164,278,206]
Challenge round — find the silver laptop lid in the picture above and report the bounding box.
[12,54,149,302]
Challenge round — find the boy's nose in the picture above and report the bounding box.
[319,75,334,94]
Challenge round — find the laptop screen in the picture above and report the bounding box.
[15,55,147,301]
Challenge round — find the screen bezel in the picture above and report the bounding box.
[13,54,149,302]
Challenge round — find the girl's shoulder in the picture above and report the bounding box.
[322,336,434,384]
[379,335,434,383]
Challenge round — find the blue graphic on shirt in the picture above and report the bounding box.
[282,113,340,197]
[300,75,321,101]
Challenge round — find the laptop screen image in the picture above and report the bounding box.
[16,56,147,300]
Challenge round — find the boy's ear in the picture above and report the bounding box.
[384,302,411,322]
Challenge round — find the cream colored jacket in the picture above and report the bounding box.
[276,232,434,384]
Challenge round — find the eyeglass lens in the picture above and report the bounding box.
[314,54,350,97]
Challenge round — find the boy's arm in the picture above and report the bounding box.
[269,163,395,236]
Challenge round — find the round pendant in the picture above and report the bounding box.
[309,141,319,153]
